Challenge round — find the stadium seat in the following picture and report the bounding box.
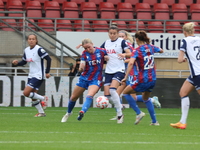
[1,19,17,31]
[52,0,66,4]
[56,19,72,31]
[88,0,103,5]
[62,2,79,19]
[172,3,188,20]
[99,2,115,19]
[92,20,109,32]
[117,2,134,19]
[128,21,146,32]
[142,0,158,6]
[0,0,4,16]
[80,2,97,19]
[147,21,163,33]
[7,0,23,17]
[25,0,42,18]
[190,4,200,20]
[36,0,48,4]
[124,0,139,6]
[70,0,86,5]
[44,1,60,18]
[74,20,91,31]
[197,0,200,3]
[38,19,54,32]
[106,0,122,6]
[113,21,127,30]
[160,0,175,7]
[154,3,170,20]
[166,21,182,33]
[18,19,36,31]
[178,0,193,7]
[135,3,152,20]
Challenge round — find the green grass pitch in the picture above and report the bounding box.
[0,107,200,150]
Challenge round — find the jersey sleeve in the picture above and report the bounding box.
[81,51,87,61]
[179,39,187,52]
[131,49,138,59]
[100,42,105,48]
[22,52,26,61]
[121,40,129,52]
[153,45,162,53]
[38,48,48,58]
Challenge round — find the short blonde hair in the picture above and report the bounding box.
[119,30,134,44]
[81,38,93,45]
[183,22,195,34]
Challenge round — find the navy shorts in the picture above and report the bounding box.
[104,72,125,86]
[76,78,102,90]
[27,77,44,90]
[187,75,200,90]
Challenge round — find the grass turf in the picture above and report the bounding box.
[0,107,200,150]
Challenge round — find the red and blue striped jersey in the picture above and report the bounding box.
[131,44,161,83]
[80,47,107,81]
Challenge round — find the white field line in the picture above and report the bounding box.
[0,131,200,138]
[0,140,199,145]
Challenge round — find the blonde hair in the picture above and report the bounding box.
[119,30,134,44]
[81,38,93,46]
[183,22,195,34]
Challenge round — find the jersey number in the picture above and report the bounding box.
[194,46,200,60]
[144,55,154,70]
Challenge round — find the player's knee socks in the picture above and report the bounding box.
[67,99,76,113]
[32,100,44,113]
[105,95,114,105]
[180,96,190,124]
[123,94,141,115]
[144,99,156,123]
[109,88,122,116]
[136,95,144,102]
[27,92,44,100]
[82,95,93,113]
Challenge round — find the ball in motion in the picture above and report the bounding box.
[96,96,109,109]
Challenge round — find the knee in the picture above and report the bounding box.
[23,91,30,97]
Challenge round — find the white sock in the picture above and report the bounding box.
[180,96,190,124]
[28,92,44,101]
[105,95,114,105]
[109,88,122,116]
[150,98,154,103]
[35,103,45,113]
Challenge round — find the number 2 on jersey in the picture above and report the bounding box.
[194,46,200,60]
[144,55,154,70]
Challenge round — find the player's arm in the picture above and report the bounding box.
[12,53,27,66]
[44,55,52,78]
[79,60,85,73]
[177,51,186,63]
[122,57,135,82]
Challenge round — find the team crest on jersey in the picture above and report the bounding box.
[41,49,46,53]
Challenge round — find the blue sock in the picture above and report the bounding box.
[123,94,141,115]
[144,99,157,123]
[67,99,76,113]
[82,95,93,113]
[136,95,144,102]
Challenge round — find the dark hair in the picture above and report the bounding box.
[135,30,150,44]
[109,25,118,32]
[27,34,38,44]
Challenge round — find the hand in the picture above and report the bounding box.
[104,55,109,61]
[121,78,127,82]
[46,73,51,78]
[76,44,82,49]
[12,60,18,65]
[117,53,125,60]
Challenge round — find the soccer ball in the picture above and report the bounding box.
[96,96,109,109]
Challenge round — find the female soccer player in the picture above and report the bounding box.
[100,26,131,124]
[61,38,107,122]
[170,22,200,129]
[12,34,51,117]
[122,30,163,125]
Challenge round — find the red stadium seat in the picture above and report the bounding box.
[62,2,79,19]
[190,4,200,20]
[38,19,54,32]
[197,0,200,3]
[25,0,42,18]
[135,3,152,20]
[113,21,127,30]
[80,2,97,19]
[7,0,23,17]
[142,0,158,6]
[56,19,72,31]
[74,20,91,31]
[128,21,146,32]
[70,0,86,5]
[52,0,66,4]
[117,2,133,19]
[106,0,122,5]
[124,0,139,6]
[178,0,193,6]
[92,20,109,32]
[1,19,17,31]
[154,3,170,20]
[166,21,182,33]
[99,2,115,19]
[160,0,175,7]
[172,3,188,20]
[0,0,4,16]
[44,1,60,18]
[88,0,103,5]
[147,21,163,33]
[18,19,36,31]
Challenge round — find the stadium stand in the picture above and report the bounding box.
[190,3,200,20]
[135,3,152,20]
[1,19,17,31]
[52,0,66,4]
[74,20,91,31]
[99,2,115,19]
[142,0,158,6]
[44,1,60,18]
[147,21,163,33]
[160,0,175,7]
[7,0,23,17]
[178,0,193,7]
[18,19,36,31]
[166,21,182,33]
[154,3,170,20]
[92,20,109,32]
[70,0,86,5]
[0,0,4,16]
[106,0,122,6]
[127,21,146,32]
[80,2,97,19]
[56,19,73,31]
[25,0,42,18]
[124,0,139,6]
[113,20,127,30]
[62,2,79,19]
[37,19,54,31]
[172,3,188,20]
[88,0,103,6]
[117,2,133,19]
